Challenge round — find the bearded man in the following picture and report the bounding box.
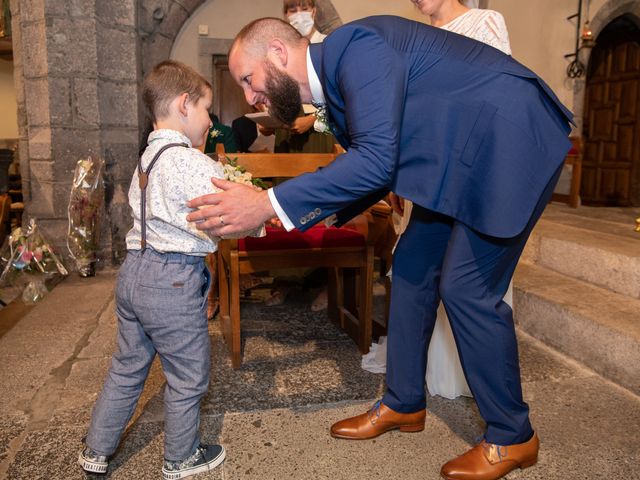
[186,16,573,480]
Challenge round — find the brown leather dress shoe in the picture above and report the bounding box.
[330,401,425,440]
[440,433,539,480]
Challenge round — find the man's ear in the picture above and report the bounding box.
[267,38,289,67]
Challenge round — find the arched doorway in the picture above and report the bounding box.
[581,14,640,206]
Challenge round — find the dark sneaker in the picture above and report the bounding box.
[78,446,108,474]
[162,444,225,480]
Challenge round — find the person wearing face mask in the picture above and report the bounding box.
[285,0,326,43]
[276,0,334,156]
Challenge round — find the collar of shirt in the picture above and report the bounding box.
[147,129,193,148]
[306,46,325,106]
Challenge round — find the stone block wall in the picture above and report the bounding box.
[10,0,208,267]
[10,0,133,265]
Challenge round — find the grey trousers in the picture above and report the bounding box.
[86,249,211,461]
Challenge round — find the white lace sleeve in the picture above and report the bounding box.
[443,9,512,55]
[481,11,511,55]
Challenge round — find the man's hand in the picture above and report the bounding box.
[388,192,405,216]
[289,115,316,135]
[186,178,276,236]
[258,125,275,136]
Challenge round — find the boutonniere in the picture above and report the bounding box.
[209,128,222,139]
[313,104,332,134]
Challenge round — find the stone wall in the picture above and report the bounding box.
[10,0,207,267]
[10,0,137,265]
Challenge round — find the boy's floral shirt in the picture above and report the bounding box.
[126,129,225,255]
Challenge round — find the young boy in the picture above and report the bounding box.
[78,60,228,479]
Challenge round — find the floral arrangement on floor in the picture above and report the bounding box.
[67,157,104,277]
[0,218,68,303]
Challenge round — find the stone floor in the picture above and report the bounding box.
[1,232,640,479]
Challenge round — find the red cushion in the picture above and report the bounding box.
[238,225,365,251]
[567,146,579,155]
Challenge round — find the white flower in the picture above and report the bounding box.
[313,104,331,134]
[222,163,254,186]
[209,129,222,139]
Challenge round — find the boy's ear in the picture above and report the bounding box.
[177,92,190,117]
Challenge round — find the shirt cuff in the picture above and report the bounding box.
[267,188,295,232]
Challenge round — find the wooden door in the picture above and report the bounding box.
[212,55,253,127]
[582,15,640,206]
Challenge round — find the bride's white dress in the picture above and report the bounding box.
[371,10,514,399]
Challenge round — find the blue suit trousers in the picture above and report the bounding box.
[382,166,562,445]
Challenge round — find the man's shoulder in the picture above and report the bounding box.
[323,15,438,56]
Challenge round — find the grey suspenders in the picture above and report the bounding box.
[137,142,188,250]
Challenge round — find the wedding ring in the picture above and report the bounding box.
[219,215,225,225]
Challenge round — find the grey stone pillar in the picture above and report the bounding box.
[10,0,139,267]
[96,0,140,264]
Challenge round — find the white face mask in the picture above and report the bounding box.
[288,11,315,37]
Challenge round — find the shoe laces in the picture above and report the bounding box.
[164,446,205,471]
[367,400,382,425]
[477,437,508,464]
[82,447,108,463]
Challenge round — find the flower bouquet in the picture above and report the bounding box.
[67,157,104,277]
[0,219,69,303]
[208,156,267,239]
[221,156,268,189]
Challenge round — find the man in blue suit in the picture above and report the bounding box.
[187,16,573,480]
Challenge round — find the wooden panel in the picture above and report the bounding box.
[591,105,615,139]
[619,81,638,121]
[582,17,640,206]
[602,141,618,163]
[618,125,635,162]
[613,43,627,74]
[212,55,252,127]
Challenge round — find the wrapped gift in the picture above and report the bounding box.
[67,157,105,277]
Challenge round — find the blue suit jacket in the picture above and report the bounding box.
[274,16,573,238]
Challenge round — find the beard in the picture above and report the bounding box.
[264,60,302,126]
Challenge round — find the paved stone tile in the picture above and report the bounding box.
[522,376,640,479]
[518,332,594,384]
[3,269,639,479]
[0,415,26,465]
[5,417,225,479]
[219,403,466,480]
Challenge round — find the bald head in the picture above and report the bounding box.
[228,17,313,117]
[230,17,307,60]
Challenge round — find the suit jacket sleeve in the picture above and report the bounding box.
[273,28,406,231]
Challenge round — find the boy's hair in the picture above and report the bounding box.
[142,60,212,123]
[283,0,315,14]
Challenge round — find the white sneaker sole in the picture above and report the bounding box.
[162,447,226,480]
[78,453,108,473]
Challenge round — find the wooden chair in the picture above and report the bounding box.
[0,193,10,246]
[551,136,582,208]
[212,145,376,368]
